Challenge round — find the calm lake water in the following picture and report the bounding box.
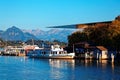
[0,56,120,80]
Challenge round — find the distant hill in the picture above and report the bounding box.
[0,26,74,42]
[1,26,37,41]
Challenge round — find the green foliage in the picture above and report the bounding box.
[0,38,24,47]
[68,31,88,46]
[52,40,67,47]
[25,39,67,47]
[0,38,5,48]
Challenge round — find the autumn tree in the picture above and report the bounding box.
[109,16,120,50]
[68,16,120,51]
[84,23,111,46]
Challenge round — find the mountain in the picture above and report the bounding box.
[0,26,74,42]
[0,30,4,38]
[22,29,45,36]
[1,26,37,41]
[44,29,74,42]
[23,29,74,42]
[24,32,38,41]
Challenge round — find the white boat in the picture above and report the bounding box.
[27,45,75,59]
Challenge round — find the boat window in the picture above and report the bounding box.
[59,52,61,54]
[60,51,63,54]
[53,52,57,54]
[44,52,46,54]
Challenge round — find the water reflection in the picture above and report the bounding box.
[75,59,120,80]
[0,56,120,80]
[48,59,118,73]
[48,59,75,80]
[47,59,120,80]
[49,59,75,69]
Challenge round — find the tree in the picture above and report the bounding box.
[68,31,88,46]
[0,38,5,48]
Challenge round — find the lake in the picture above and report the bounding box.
[0,56,120,80]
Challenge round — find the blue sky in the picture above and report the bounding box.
[0,0,120,30]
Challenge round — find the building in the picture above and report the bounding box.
[94,46,108,60]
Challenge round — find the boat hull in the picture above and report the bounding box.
[28,54,75,59]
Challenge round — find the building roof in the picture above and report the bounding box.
[96,46,107,51]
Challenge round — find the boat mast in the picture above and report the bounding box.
[73,44,75,53]
[32,39,34,45]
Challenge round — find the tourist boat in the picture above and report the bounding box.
[27,44,75,59]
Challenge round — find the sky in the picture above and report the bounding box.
[0,0,120,31]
